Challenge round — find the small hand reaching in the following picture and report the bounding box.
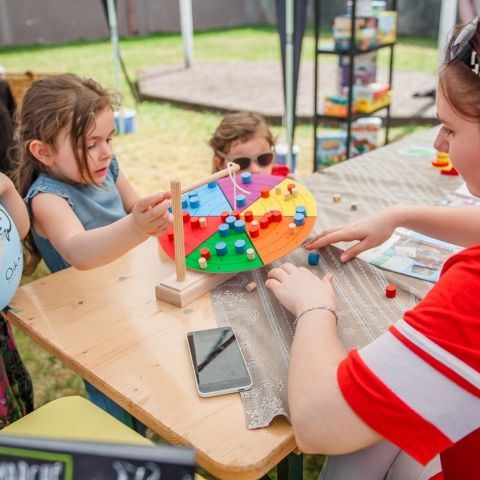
[265,263,336,318]
[305,206,402,262]
[132,192,172,236]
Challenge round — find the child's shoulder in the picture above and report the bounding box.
[24,173,74,209]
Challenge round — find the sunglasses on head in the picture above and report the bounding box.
[448,17,480,75]
[216,149,274,171]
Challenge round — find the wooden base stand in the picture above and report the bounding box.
[156,270,236,307]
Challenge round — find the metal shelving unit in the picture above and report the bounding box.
[313,0,398,172]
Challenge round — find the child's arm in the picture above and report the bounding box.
[0,173,30,239]
[30,191,171,270]
[116,172,141,213]
[307,204,480,261]
[266,264,382,453]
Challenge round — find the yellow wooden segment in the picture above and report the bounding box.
[245,179,318,217]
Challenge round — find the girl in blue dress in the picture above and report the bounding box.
[12,73,171,430]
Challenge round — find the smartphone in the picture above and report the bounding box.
[187,326,253,397]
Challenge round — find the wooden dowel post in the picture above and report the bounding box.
[171,180,186,282]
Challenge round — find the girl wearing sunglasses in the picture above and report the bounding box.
[265,19,480,480]
[209,111,289,176]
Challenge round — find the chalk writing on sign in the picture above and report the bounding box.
[113,461,161,480]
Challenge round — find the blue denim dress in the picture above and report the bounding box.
[25,158,125,272]
[25,158,144,432]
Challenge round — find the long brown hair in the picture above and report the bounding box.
[12,73,115,196]
[11,73,115,273]
[208,111,275,172]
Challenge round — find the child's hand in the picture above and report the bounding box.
[131,192,172,236]
[266,263,336,318]
[305,206,403,262]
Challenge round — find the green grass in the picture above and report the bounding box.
[0,26,436,479]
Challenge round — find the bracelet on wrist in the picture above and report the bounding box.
[294,305,338,328]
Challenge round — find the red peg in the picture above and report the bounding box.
[200,247,211,260]
[287,183,296,193]
[260,188,270,198]
[182,211,191,223]
[221,211,229,222]
[167,229,174,241]
[244,211,254,222]
[259,217,269,229]
[441,167,459,176]
[385,284,397,298]
[190,216,200,228]
[272,210,282,222]
[231,209,241,219]
[265,212,273,224]
[249,225,260,238]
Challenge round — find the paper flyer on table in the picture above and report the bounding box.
[359,228,461,283]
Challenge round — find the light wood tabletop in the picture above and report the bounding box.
[6,238,295,480]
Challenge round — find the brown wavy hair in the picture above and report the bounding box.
[11,73,115,273]
[208,111,275,172]
[439,23,480,121]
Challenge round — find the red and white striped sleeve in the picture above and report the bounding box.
[338,245,480,465]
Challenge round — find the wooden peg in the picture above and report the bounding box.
[171,180,186,282]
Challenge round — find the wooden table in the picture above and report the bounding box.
[7,127,460,479]
[7,239,296,480]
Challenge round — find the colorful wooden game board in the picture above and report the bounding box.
[159,173,317,273]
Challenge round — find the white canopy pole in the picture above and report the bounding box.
[438,0,458,61]
[106,0,123,131]
[285,0,294,171]
[179,0,194,69]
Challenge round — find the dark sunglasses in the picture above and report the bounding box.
[448,17,480,75]
[216,150,274,170]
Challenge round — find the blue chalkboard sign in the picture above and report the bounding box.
[0,435,195,479]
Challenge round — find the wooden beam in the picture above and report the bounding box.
[181,163,240,194]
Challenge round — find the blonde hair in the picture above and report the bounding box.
[11,73,115,273]
[208,112,274,172]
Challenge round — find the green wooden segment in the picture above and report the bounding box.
[186,230,263,273]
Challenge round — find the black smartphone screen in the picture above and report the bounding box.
[187,327,252,395]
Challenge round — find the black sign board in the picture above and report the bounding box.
[0,434,195,480]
